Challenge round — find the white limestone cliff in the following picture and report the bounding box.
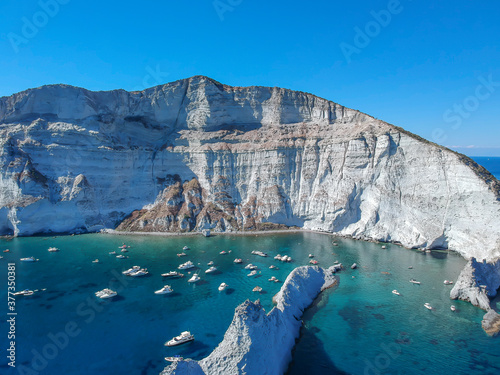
[0,76,499,260]
[160,265,337,375]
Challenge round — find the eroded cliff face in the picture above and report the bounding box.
[0,76,499,259]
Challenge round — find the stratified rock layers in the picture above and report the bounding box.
[0,76,499,259]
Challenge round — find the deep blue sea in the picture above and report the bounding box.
[472,156,500,180]
[1,232,500,375]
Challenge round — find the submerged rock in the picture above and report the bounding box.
[450,258,500,310]
[161,265,337,375]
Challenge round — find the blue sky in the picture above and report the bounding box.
[1,0,499,156]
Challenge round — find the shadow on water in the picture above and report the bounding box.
[286,280,348,375]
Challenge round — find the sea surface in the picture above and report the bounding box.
[1,232,500,375]
[472,156,500,179]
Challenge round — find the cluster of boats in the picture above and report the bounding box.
[122,266,149,277]
[274,254,292,262]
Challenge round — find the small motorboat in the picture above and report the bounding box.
[205,266,217,274]
[116,255,127,259]
[218,282,228,291]
[177,252,186,257]
[165,331,194,347]
[450,305,457,312]
[381,245,387,249]
[20,257,37,262]
[48,247,59,252]
[219,250,227,255]
[274,254,282,260]
[155,285,173,295]
[269,265,278,270]
[309,260,319,265]
[162,271,184,278]
[251,250,268,257]
[392,290,401,296]
[333,242,338,246]
[188,273,200,283]
[207,261,214,266]
[13,289,34,296]
[3,249,10,253]
[247,270,257,277]
[409,279,421,285]
[95,288,117,299]
[234,258,243,264]
[92,259,100,263]
[308,254,314,258]
[252,286,262,292]
[444,280,454,285]
[244,263,255,270]
[351,263,358,269]
[281,255,292,262]
[165,355,184,362]
[183,246,190,251]
[268,276,280,283]
[424,303,433,310]
[109,251,116,255]
[178,261,195,270]
[408,266,413,269]
[122,266,141,275]
[121,248,128,253]
[129,268,148,277]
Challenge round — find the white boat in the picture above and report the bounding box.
[165,355,184,362]
[247,270,257,277]
[116,255,127,259]
[205,266,217,274]
[281,255,292,262]
[92,259,100,263]
[188,273,200,283]
[109,251,116,255]
[234,258,243,264]
[309,260,319,265]
[122,266,141,275]
[450,305,456,312]
[268,276,280,282]
[244,263,255,270]
[424,303,433,310]
[20,257,37,262]
[274,254,282,260]
[177,252,186,257]
[207,261,214,266]
[269,265,279,270]
[409,279,421,285]
[218,282,228,291]
[95,288,117,299]
[308,254,314,258]
[162,271,184,278]
[155,285,173,294]
[178,261,195,270]
[381,245,387,249]
[444,280,454,285]
[252,286,262,292]
[165,331,194,346]
[129,268,148,277]
[121,248,128,253]
[219,250,227,255]
[13,289,34,296]
[392,290,401,296]
[351,263,358,269]
[183,246,190,251]
[48,247,59,252]
[408,266,413,269]
[251,250,268,257]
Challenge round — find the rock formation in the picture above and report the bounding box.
[161,265,337,375]
[0,76,499,260]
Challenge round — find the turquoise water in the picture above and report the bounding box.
[0,233,499,375]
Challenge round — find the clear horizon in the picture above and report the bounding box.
[1,0,499,156]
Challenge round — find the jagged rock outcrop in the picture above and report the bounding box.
[161,266,337,375]
[0,76,499,259]
[450,258,500,310]
[482,309,500,337]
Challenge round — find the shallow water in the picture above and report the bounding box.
[0,232,498,375]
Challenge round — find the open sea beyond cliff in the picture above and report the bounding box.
[1,232,500,375]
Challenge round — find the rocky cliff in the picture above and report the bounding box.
[161,265,337,375]
[0,76,499,259]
